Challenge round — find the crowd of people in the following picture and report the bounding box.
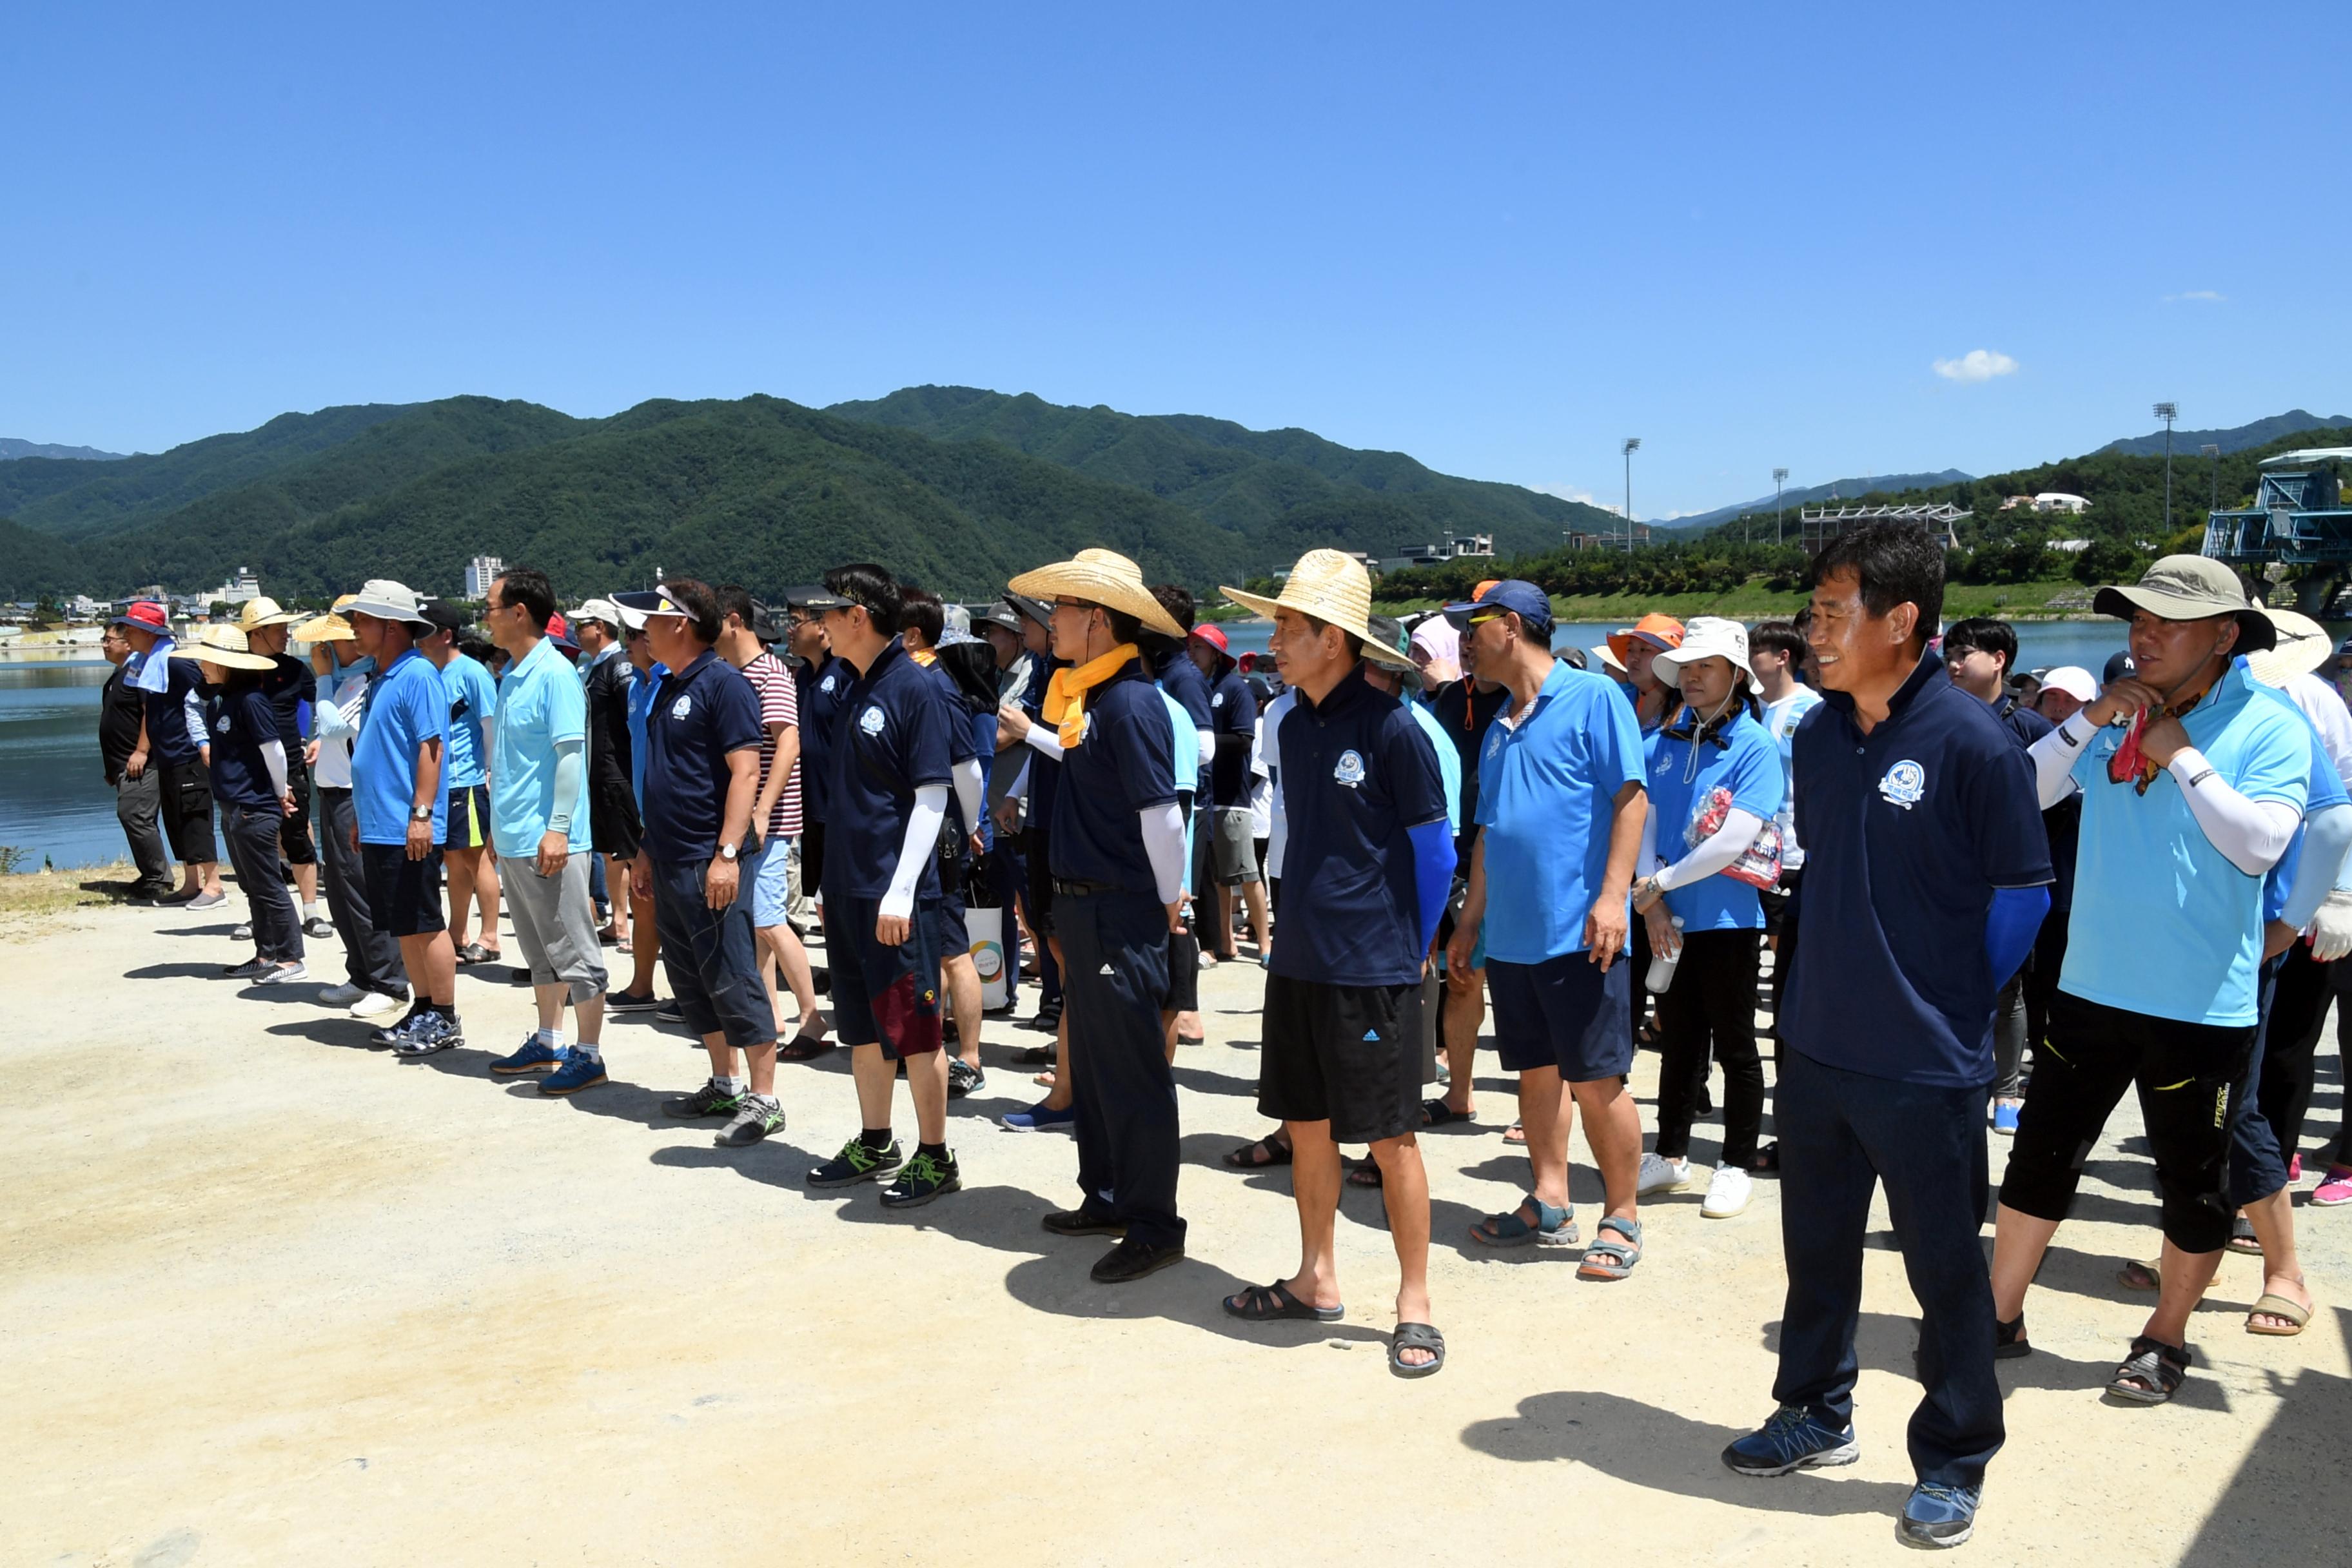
[91,522,2352,1550]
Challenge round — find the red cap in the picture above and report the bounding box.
[1237,651,1257,669]
[1189,623,1229,652]
[547,611,570,641]
[111,601,169,633]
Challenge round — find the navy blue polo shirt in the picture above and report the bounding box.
[204,686,284,812]
[1155,647,1213,789]
[823,638,954,900]
[641,646,766,862]
[259,654,315,746]
[1206,665,1258,807]
[142,654,208,765]
[1987,692,2053,750]
[1783,649,2053,1087]
[795,653,856,821]
[1048,662,1177,895]
[1272,665,1449,987]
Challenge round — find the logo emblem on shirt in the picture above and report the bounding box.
[1654,754,1674,778]
[1878,759,1926,810]
[820,674,838,694]
[1211,692,1225,707]
[859,705,885,738]
[670,694,692,721]
[1333,749,1366,788]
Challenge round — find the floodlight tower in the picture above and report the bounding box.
[1773,467,1790,546]
[2154,402,2179,530]
[1622,438,1641,554]
[2202,443,2221,517]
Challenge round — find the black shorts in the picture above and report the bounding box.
[591,779,643,859]
[1164,927,1199,1013]
[362,842,446,937]
[823,892,944,1059]
[1023,825,1054,936]
[279,755,317,866]
[1999,990,2255,1254]
[159,758,217,863]
[1489,951,1633,1081]
[927,876,970,963]
[801,821,827,895]
[442,783,491,851]
[1259,972,1419,1143]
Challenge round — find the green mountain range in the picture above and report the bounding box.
[0,390,1613,603]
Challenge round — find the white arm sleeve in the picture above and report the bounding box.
[1195,727,1215,772]
[879,785,949,921]
[1003,755,1030,803]
[1640,795,1660,871]
[1023,728,1066,760]
[2166,747,2302,875]
[2281,803,2352,930]
[952,756,985,834]
[2030,712,2099,808]
[1140,802,1186,905]
[1656,808,1767,891]
[260,739,288,798]
[317,681,364,740]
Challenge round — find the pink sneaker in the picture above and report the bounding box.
[2289,1153,2303,1186]
[2313,1166,2352,1208]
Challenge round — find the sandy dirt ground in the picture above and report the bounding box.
[4,889,2348,1566]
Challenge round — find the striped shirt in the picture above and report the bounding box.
[738,651,803,838]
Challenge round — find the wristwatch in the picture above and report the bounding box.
[718,842,738,862]
[409,805,433,823]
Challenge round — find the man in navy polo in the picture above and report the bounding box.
[1190,622,1268,962]
[1722,523,2050,1553]
[115,600,226,908]
[1220,551,1453,1375]
[627,579,782,1150]
[798,564,968,1210]
[1444,581,1649,1278]
[1006,548,1190,1283]
[783,585,857,938]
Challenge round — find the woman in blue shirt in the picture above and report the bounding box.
[1630,618,1784,1220]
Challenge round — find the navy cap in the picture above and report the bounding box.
[2102,651,2137,685]
[783,583,849,611]
[418,598,467,637]
[1442,579,1553,638]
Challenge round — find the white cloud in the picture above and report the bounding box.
[1526,482,1603,507]
[2164,289,2226,302]
[1932,349,2019,384]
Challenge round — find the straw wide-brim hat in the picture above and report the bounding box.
[293,593,359,643]
[1653,616,1754,685]
[1592,643,1629,675]
[1007,549,1184,640]
[2247,607,2332,687]
[170,623,275,672]
[234,596,300,632]
[2092,554,2275,654]
[1218,549,1414,669]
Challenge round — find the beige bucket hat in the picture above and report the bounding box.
[233,596,300,632]
[2246,607,2331,686]
[1006,549,1185,640]
[170,623,276,672]
[292,592,359,643]
[2092,554,2275,653]
[1219,549,1414,669]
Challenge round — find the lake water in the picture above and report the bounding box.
[0,617,2328,868]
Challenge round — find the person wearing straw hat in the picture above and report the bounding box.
[1992,554,2304,1409]
[178,625,308,984]
[1441,580,1649,1279]
[237,597,333,939]
[999,548,1190,1280]
[300,598,410,1019]
[112,600,226,908]
[1626,617,1783,1221]
[1218,549,1453,1373]
[344,579,466,1057]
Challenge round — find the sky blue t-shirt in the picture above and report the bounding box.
[2260,679,2349,922]
[353,649,450,846]
[627,659,667,805]
[491,636,592,858]
[2060,658,2311,1026]
[1159,685,1197,892]
[1407,698,1462,835]
[1643,707,1783,932]
[438,652,498,789]
[1475,661,1647,964]
[1762,685,1823,867]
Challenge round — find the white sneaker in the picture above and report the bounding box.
[1636,1153,1691,1195]
[349,990,403,1019]
[318,983,366,1006]
[1701,1164,1752,1219]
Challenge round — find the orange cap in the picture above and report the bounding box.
[1606,612,1685,665]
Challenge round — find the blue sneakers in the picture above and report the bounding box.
[1721,1406,1861,1477]
[1992,1101,2021,1135]
[1001,1099,1076,1133]
[1899,1482,1980,1549]
[540,1050,608,1096]
[490,1037,565,1075]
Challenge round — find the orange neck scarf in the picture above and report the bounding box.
[1041,643,1141,750]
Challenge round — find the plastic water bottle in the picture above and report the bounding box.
[1645,916,1687,995]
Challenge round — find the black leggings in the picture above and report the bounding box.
[1654,927,1765,1166]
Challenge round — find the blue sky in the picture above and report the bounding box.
[7,1,2346,518]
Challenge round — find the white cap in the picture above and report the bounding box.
[571,597,622,631]
[1652,615,1754,683]
[2040,665,2097,702]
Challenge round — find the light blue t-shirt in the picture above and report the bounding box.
[1762,685,1823,867]
[1643,707,1783,932]
[1475,661,1647,963]
[491,636,592,858]
[2260,680,2349,921]
[1159,686,1197,894]
[438,652,499,789]
[353,649,450,846]
[2061,658,2311,1025]
[1407,698,1462,835]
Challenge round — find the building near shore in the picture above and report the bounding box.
[464,555,504,599]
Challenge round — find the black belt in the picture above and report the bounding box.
[1052,877,1121,897]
